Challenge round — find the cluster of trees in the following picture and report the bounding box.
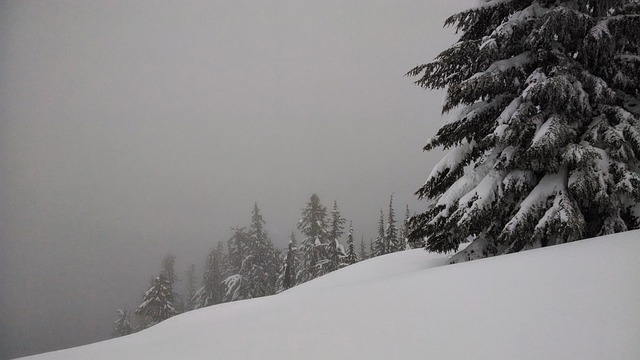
[406,0,640,262]
[114,194,412,336]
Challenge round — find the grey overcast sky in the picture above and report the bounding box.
[0,1,472,358]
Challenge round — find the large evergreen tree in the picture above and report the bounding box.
[407,0,640,262]
[297,194,329,282]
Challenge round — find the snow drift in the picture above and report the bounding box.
[21,231,640,359]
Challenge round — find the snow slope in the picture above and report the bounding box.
[21,231,640,360]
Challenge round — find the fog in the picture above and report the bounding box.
[0,1,470,358]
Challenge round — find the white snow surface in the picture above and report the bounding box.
[21,231,640,360]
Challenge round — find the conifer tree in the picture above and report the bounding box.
[276,232,299,293]
[324,200,347,273]
[297,194,329,282]
[222,204,279,301]
[222,228,249,302]
[135,274,176,328]
[238,203,279,299]
[193,247,223,308]
[385,194,402,253]
[215,241,229,279]
[160,254,177,288]
[112,309,133,337]
[226,227,248,277]
[329,200,347,241]
[183,264,197,311]
[407,0,640,262]
[372,210,387,256]
[343,221,359,266]
[359,236,368,260]
[160,254,181,313]
[369,237,375,257]
[403,204,420,249]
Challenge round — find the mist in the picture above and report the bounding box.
[0,1,471,358]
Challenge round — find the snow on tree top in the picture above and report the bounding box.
[491,4,548,38]
[473,0,514,9]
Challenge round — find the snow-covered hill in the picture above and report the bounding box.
[22,231,640,360]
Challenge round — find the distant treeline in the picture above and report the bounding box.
[113,193,413,336]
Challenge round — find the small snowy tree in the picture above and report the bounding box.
[369,237,375,257]
[238,203,279,298]
[160,254,177,288]
[329,200,347,241]
[222,204,279,301]
[402,205,419,249]
[297,194,329,282]
[323,200,347,273]
[183,264,197,311]
[385,194,403,253]
[160,254,181,312]
[359,236,368,260]
[135,274,176,328]
[407,0,640,262]
[372,210,387,256]
[112,309,133,337]
[343,221,359,266]
[226,227,248,276]
[276,233,300,293]
[193,247,223,309]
